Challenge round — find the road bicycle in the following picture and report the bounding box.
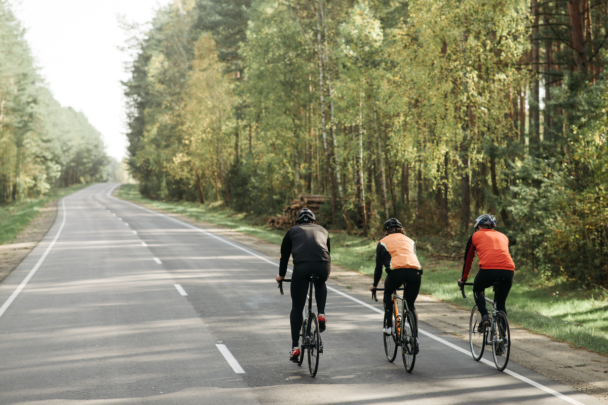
[279,276,323,377]
[459,280,511,371]
[372,285,418,373]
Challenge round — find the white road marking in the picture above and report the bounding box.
[141,241,147,247]
[109,186,585,404]
[0,200,67,319]
[216,344,245,373]
[118,218,122,221]
[132,231,137,234]
[125,223,129,226]
[174,284,188,296]
[153,257,162,264]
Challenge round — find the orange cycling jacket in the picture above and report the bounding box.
[461,229,515,281]
[373,233,421,286]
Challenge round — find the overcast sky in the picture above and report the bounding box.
[14,0,173,161]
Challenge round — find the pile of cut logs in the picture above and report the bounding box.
[267,194,329,229]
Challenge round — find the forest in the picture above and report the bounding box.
[0,0,109,204]
[123,0,608,288]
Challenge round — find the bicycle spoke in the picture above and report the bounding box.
[401,311,417,373]
[469,305,485,361]
[492,311,511,371]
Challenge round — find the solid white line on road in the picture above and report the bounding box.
[174,284,188,296]
[141,241,147,247]
[0,199,67,319]
[109,186,584,404]
[153,257,162,264]
[216,344,245,373]
[132,231,137,234]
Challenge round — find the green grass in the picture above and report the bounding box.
[118,184,608,356]
[0,183,90,245]
[422,263,608,355]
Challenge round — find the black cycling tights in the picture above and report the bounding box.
[384,268,421,328]
[473,269,514,316]
[290,262,330,348]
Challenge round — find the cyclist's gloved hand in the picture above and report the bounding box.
[369,285,377,292]
[276,275,285,284]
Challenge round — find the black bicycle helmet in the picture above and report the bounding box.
[474,214,497,230]
[383,218,403,231]
[295,208,316,224]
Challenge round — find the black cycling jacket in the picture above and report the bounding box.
[279,223,331,277]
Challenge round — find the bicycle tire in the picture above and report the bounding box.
[401,311,417,373]
[469,305,486,361]
[492,311,511,371]
[297,319,306,366]
[307,314,320,377]
[384,312,399,362]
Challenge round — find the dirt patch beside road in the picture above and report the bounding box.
[0,201,58,283]
[118,190,608,403]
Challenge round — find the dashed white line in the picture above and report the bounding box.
[111,186,585,404]
[141,241,147,247]
[174,284,188,296]
[153,257,162,264]
[125,223,129,226]
[132,230,137,234]
[216,344,245,373]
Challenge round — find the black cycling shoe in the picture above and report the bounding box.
[414,338,420,354]
[478,315,491,332]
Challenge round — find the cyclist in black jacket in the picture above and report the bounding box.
[276,208,331,362]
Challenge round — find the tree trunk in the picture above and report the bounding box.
[319,0,344,206]
[567,0,589,80]
[531,0,540,140]
[314,2,336,224]
[544,16,552,138]
[519,85,526,141]
[490,156,508,222]
[194,167,205,204]
[217,111,229,206]
[440,152,449,226]
[358,97,368,235]
[293,100,300,194]
[460,141,470,229]
[402,162,409,205]
[374,107,389,219]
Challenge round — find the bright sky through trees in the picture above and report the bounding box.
[13,0,172,160]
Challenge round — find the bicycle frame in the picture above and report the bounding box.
[461,284,505,346]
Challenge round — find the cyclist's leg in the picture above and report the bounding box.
[290,268,309,348]
[493,270,514,314]
[383,271,404,327]
[312,262,330,315]
[472,270,493,316]
[403,268,422,325]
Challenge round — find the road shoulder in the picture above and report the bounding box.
[0,199,58,283]
[116,190,608,403]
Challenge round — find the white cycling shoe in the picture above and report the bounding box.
[383,326,393,335]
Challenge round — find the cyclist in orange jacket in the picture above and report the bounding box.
[370,218,422,339]
[458,214,515,331]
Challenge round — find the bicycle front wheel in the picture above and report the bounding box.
[469,305,486,361]
[297,319,306,366]
[401,311,417,373]
[492,311,511,371]
[384,312,399,362]
[307,314,320,377]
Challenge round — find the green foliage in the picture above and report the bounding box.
[0,1,108,204]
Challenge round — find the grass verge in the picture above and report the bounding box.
[0,184,90,245]
[118,184,608,356]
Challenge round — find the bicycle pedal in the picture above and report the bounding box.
[319,343,324,354]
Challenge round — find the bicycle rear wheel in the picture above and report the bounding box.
[307,314,320,377]
[384,312,399,362]
[297,320,306,366]
[401,311,417,373]
[469,305,486,361]
[492,311,511,371]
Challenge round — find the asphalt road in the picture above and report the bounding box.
[0,183,602,405]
